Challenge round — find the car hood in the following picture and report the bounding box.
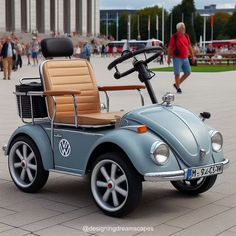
[124,105,212,166]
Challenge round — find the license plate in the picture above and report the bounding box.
[187,164,223,180]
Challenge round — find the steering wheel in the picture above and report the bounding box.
[107,46,164,79]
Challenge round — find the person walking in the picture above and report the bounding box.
[25,43,31,65]
[167,22,196,93]
[0,36,15,80]
[31,36,40,66]
[79,40,92,62]
[16,39,23,69]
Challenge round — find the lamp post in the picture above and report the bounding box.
[137,15,140,40]
[156,15,158,39]
[201,14,210,49]
[106,12,108,37]
[116,12,119,41]
[162,6,164,43]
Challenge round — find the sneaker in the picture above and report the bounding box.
[173,84,182,94]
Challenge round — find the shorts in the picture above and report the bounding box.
[32,52,38,58]
[173,58,191,76]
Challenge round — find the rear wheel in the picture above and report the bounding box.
[171,175,217,195]
[90,152,142,217]
[8,136,49,193]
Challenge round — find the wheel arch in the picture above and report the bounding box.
[86,142,143,179]
[6,125,53,170]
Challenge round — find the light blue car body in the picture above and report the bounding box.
[5,103,227,180]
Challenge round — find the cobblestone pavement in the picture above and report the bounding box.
[0,56,235,236]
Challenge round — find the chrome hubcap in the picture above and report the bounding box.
[9,141,38,188]
[21,160,27,168]
[91,159,128,212]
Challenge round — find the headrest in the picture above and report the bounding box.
[41,38,73,58]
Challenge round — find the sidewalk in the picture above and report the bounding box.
[0,56,236,235]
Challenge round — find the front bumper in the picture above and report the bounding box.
[144,159,230,182]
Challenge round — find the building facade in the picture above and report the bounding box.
[0,0,100,36]
[197,4,236,15]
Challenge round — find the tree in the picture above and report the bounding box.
[181,0,196,43]
[225,11,236,38]
[116,6,167,41]
[213,12,231,40]
[119,12,129,40]
[194,14,204,43]
[168,0,197,44]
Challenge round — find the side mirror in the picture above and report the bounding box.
[200,112,211,121]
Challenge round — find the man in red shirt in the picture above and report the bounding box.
[167,22,195,93]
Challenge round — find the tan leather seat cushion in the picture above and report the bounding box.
[55,111,126,125]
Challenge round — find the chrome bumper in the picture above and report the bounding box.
[2,145,7,155]
[144,159,230,182]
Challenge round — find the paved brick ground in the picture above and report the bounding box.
[0,56,235,236]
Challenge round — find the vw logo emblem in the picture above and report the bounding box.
[59,139,71,157]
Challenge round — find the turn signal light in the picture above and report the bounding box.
[137,125,148,134]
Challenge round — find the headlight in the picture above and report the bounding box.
[211,131,223,152]
[150,142,170,165]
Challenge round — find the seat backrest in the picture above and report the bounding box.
[41,59,101,119]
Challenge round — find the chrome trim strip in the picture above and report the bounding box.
[49,169,83,177]
[137,89,145,106]
[144,159,229,182]
[222,159,230,169]
[44,127,104,136]
[144,170,185,182]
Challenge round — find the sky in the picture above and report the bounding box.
[100,0,236,11]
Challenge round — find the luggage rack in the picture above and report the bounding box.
[15,78,48,124]
[14,78,110,128]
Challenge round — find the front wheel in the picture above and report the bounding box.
[8,136,49,193]
[90,152,142,217]
[171,175,217,196]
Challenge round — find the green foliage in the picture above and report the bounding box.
[194,14,204,43]
[225,11,236,38]
[214,12,231,40]
[117,6,166,41]
[119,12,129,40]
[135,6,165,40]
[170,0,196,44]
[152,65,236,73]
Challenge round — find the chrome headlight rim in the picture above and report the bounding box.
[150,141,170,166]
[211,130,223,153]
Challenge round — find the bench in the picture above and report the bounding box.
[196,53,236,66]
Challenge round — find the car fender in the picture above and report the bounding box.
[87,128,180,176]
[5,124,53,170]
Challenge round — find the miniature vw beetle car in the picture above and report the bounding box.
[2,38,229,217]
